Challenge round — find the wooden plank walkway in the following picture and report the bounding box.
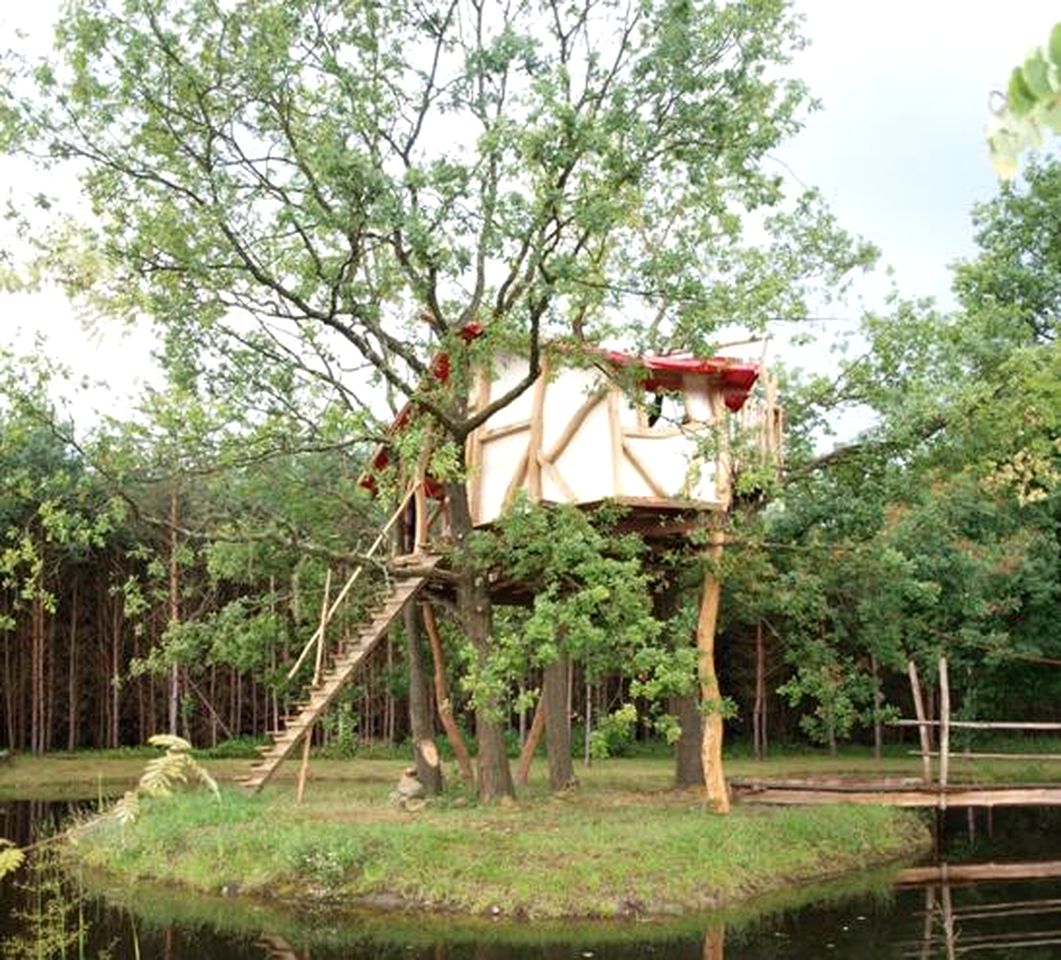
[734,781,1061,808]
[896,860,1061,886]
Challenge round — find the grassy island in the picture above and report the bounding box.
[53,755,930,920]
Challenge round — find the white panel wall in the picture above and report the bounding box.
[470,356,724,526]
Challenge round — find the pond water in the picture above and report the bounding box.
[1,802,1059,959]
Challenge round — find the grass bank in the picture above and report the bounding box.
[64,764,929,919]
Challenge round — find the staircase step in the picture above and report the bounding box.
[239,562,441,793]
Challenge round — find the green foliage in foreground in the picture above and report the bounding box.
[69,786,927,919]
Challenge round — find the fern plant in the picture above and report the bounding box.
[111,734,219,825]
[0,839,25,881]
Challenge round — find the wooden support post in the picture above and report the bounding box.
[908,659,933,786]
[297,569,331,806]
[516,695,546,785]
[939,655,951,807]
[919,886,936,960]
[697,528,730,814]
[703,925,725,960]
[607,389,623,496]
[709,393,732,510]
[941,880,956,960]
[421,602,475,788]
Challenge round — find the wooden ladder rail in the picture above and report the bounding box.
[285,482,420,682]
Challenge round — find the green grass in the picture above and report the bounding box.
[3,737,1058,802]
[60,756,930,919]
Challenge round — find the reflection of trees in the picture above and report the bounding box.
[256,932,308,959]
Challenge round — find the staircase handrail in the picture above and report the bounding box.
[286,482,420,681]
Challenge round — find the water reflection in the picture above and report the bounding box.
[2,804,1060,959]
[257,932,309,959]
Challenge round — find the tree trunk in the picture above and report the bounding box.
[543,652,576,791]
[446,479,515,802]
[672,693,704,786]
[31,580,44,755]
[111,593,121,749]
[871,653,883,761]
[404,604,443,795]
[583,677,592,767]
[753,621,767,760]
[3,634,14,749]
[168,485,181,737]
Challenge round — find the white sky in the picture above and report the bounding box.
[0,0,1057,426]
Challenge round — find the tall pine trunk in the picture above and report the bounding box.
[168,486,181,737]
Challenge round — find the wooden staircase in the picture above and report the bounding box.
[236,554,441,793]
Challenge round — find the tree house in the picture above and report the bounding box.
[243,346,781,807]
[465,351,769,532]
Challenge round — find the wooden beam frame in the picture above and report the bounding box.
[543,387,606,463]
[621,439,669,499]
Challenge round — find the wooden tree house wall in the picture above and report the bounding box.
[464,354,768,528]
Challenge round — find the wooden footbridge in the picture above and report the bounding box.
[734,779,1061,809]
[736,655,1061,810]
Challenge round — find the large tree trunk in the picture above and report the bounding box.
[672,692,704,786]
[403,604,443,795]
[753,620,767,760]
[543,652,577,791]
[446,479,515,803]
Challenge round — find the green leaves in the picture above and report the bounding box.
[110,734,220,825]
[0,839,25,881]
[989,23,1061,179]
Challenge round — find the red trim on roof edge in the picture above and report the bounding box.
[599,349,759,412]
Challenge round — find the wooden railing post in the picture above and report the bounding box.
[939,655,951,810]
[908,659,933,786]
[297,568,331,805]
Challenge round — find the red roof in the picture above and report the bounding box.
[598,350,759,412]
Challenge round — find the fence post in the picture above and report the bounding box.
[908,660,933,786]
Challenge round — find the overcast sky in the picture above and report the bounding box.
[0,0,1057,420]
